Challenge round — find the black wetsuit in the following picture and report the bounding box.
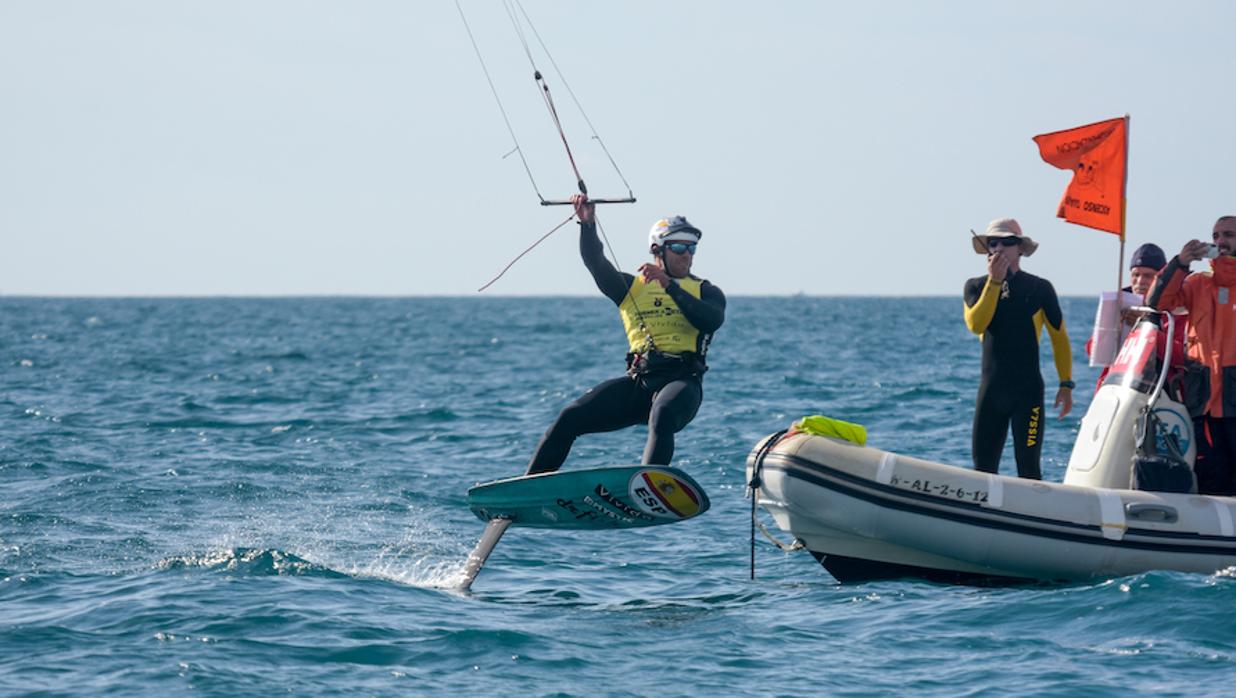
[963,270,1071,479]
[525,221,726,475]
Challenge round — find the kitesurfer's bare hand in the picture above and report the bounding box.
[1055,387,1073,419]
[987,250,1010,283]
[639,263,670,289]
[1179,239,1209,264]
[572,194,595,224]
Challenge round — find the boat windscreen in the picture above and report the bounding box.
[1101,319,1162,395]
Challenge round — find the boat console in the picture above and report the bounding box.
[1065,310,1195,490]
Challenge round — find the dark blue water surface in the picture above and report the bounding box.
[3,297,1235,695]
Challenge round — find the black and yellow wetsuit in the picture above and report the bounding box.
[525,221,726,475]
[963,270,1072,479]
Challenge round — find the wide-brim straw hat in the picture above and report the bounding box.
[971,217,1038,257]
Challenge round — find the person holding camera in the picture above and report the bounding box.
[523,195,726,475]
[963,218,1073,480]
[1149,216,1236,494]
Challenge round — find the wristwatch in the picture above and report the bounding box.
[1059,380,1076,390]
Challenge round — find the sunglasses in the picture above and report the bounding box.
[987,237,1021,248]
[666,242,697,255]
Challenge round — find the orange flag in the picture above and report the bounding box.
[1033,116,1128,237]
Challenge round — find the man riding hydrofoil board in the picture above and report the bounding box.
[525,195,726,475]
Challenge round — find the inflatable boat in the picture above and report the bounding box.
[747,311,1236,583]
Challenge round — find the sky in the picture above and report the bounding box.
[2,1,1233,297]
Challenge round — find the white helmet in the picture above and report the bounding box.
[649,216,702,252]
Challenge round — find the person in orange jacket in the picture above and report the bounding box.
[1150,216,1236,494]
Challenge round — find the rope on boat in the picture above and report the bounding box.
[749,429,791,579]
[755,517,805,553]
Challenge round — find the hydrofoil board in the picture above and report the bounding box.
[468,465,709,530]
[458,465,709,590]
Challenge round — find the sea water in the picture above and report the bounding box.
[3,296,1235,695]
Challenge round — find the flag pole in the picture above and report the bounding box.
[1119,114,1130,293]
[1111,114,1130,364]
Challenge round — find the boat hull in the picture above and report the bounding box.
[748,433,1236,583]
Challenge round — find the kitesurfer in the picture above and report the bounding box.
[524,196,726,475]
[1149,216,1236,495]
[963,218,1073,480]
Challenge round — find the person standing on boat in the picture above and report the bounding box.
[963,218,1074,480]
[1149,216,1236,495]
[524,195,726,475]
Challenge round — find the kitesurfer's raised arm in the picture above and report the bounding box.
[575,195,635,306]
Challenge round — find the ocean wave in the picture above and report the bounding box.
[144,417,316,430]
[391,408,460,423]
[213,393,307,406]
[254,350,311,362]
[155,548,347,578]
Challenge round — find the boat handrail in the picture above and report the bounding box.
[1145,308,1175,412]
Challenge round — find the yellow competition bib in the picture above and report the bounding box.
[618,276,704,355]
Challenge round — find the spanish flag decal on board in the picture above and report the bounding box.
[1033,116,1128,238]
[639,470,702,518]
